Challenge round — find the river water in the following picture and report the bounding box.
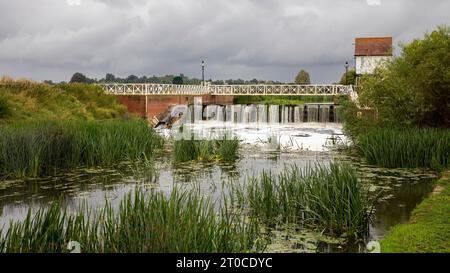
[0,111,437,252]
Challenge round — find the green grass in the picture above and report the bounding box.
[0,188,264,253]
[0,91,12,119]
[356,128,450,171]
[173,137,239,163]
[230,163,376,239]
[0,79,126,123]
[234,95,335,106]
[0,119,164,178]
[381,171,450,253]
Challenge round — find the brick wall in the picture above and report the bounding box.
[117,96,146,117]
[117,95,235,119]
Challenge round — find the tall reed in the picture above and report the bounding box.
[356,128,450,170]
[0,119,164,178]
[0,188,263,253]
[173,137,239,163]
[230,163,376,239]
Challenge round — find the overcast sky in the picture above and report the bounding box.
[1,0,450,83]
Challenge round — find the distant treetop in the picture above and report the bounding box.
[295,69,311,85]
[70,72,88,83]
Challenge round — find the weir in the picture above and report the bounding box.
[177,103,340,125]
[99,83,354,124]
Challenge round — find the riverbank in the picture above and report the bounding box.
[0,79,166,179]
[381,170,450,253]
[0,78,126,123]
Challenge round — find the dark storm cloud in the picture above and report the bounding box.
[1,0,450,83]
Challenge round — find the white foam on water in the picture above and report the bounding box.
[159,121,347,152]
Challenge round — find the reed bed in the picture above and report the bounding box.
[0,188,263,253]
[230,163,376,239]
[0,119,164,178]
[173,137,239,163]
[356,128,450,170]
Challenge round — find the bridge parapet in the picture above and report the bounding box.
[209,84,352,96]
[103,83,209,96]
[100,84,353,96]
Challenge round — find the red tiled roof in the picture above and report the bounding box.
[355,37,393,56]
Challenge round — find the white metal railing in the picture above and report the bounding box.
[102,84,210,96]
[208,84,352,95]
[100,84,353,96]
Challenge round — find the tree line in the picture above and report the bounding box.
[64,68,355,85]
[66,69,322,85]
[69,72,298,85]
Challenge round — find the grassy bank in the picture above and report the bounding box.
[0,188,264,253]
[0,119,164,178]
[173,138,239,163]
[356,128,450,171]
[230,163,376,239]
[0,78,126,123]
[234,95,334,106]
[381,171,450,253]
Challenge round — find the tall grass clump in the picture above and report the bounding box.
[231,163,376,239]
[0,119,164,178]
[0,90,12,119]
[0,188,263,253]
[357,128,450,171]
[173,137,239,163]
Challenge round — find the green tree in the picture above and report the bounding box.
[105,73,116,82]
[344,26,450,133]
[295,70,311,84]
[172,75,184,85]
[126,75,139,83]
[70,72,87,83]
[339,68,357,85]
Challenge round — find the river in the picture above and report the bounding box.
[0,109,437,252]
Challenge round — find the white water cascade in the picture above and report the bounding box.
[268,105,279,123]
[257,105,267,123]
[177,103,340,124]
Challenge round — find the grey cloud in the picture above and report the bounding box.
[1,0,450,83]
